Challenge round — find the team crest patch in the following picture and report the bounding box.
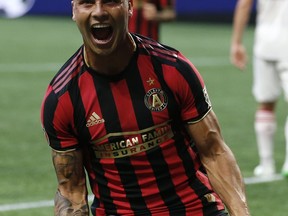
[144,88,168,112]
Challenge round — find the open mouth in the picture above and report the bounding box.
[91,24,113,42]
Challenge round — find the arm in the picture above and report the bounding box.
[52,149,89,216]
[230,0,254,70]
[186,110,250,216]
[142,2,176,22]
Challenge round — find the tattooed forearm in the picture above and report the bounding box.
[52,150,88,215]
[55,190,89,216]
[52,150,83,184]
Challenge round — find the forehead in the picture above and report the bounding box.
[73,0,130,2]
[72,0,132,8]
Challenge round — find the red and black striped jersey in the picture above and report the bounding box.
[129,0,173,41]
[41,34,225,216]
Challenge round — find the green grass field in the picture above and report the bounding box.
[0,16,287,216]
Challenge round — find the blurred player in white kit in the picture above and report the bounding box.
[230,0,288,177]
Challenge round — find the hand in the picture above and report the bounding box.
[142,2,158,21]
[230,43,248,70]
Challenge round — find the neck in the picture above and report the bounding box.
[84,33,136,75]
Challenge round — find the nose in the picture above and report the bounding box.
[91,1,108,18]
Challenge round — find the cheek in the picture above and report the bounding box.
[118,12,130,30]
[75,20,88,38]
[74,15,87,31]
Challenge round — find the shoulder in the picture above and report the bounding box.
[133,34,178,56]
[132,33,199,75]
[49,46,85,96]
[41,46,85,117]
[132,33,189,66]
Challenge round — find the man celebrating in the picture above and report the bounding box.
[41,0,250,215]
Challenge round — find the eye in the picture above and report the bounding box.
[102,0,122,6]
[79,0,95,4]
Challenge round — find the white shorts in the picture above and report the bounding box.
[252,56,288,102]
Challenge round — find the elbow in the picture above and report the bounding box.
[199,129,229,162]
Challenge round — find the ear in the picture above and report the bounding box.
[128,0,133,17]
[71,1,76,21]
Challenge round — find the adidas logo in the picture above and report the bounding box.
[86,112,105,127]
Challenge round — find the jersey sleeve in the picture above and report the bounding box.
[164,52,212,123]
[41,85,79,151]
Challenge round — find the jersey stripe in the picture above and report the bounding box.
[136,37,178,63]
[75,73,116,214]
[41,87,61,149]
[150,54,221,215]
[127,59,171,212]
[110,79,153,215]
[150,57,195,215]
[90,76,120,215]
[52,48,82,85]
[93,76,150,215]
[130,56,186,215]
[42,87,80,150]
[173,54,210,123]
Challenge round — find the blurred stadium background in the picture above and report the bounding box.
[0,0,287,215]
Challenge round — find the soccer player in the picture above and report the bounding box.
[41,0,250,215]
[230,0,288,177]
[128,0,176,41]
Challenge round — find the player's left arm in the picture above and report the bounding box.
[186,110,250,216]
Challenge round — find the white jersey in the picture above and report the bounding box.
[254,0,288,60]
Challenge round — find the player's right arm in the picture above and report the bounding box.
[52,148,89,216]
[230,0,254,70]
[40,85,89,215]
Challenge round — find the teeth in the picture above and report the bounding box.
[92,24,110,29]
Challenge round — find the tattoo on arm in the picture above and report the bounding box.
[52,151,81,184]
[52,150,89,216]
[55,190,89,216]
